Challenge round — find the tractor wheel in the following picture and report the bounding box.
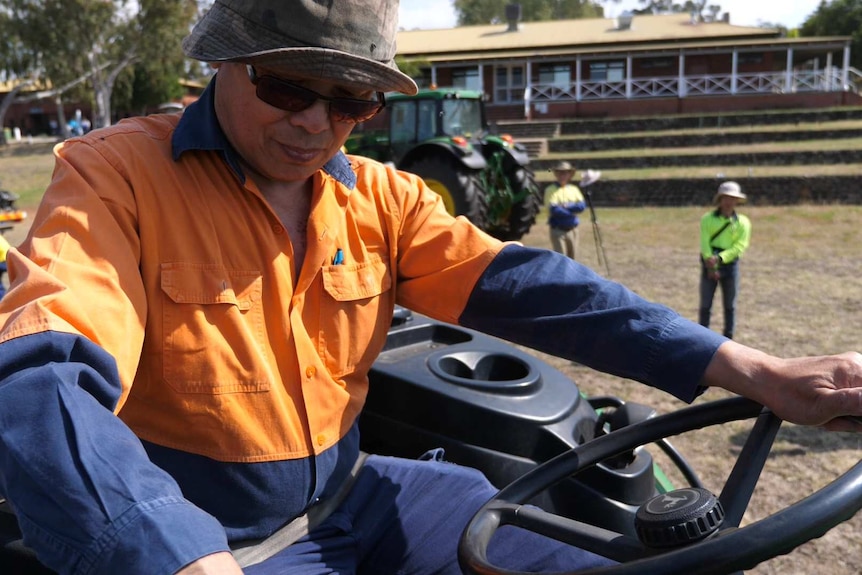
[405,155,487,230]
[496,165,542,241]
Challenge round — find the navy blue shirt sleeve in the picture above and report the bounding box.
[459,245,726,402]
[0,332,229,574]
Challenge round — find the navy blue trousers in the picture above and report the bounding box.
[244,453,614,574]
[0,261,6,300]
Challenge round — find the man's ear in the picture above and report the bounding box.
[209,62,222,70]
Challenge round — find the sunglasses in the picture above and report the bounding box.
[247,66,385,124]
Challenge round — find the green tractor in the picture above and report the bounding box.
[344,88,542,241]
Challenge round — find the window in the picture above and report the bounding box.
[589,61,625,82]
[441,98,484,136]
[452,67,481,91]
[640,58,673,69]
[390,101,416,146]
[738,53,764,65]
[495,65,525,103]
[538,63,571,87]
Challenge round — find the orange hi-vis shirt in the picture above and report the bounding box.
[0,82,724,572]
[0,113,502,464]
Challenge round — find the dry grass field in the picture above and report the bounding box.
[520,202,862,574]
[1,144,861,573]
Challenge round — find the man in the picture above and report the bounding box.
[0,233,11,299]
[0,232,8,300]
[544,160,586,259]
[699,181,752,339]
[0,2,860,574]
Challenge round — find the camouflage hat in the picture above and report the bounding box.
[182,0,418,95]
[553,160,575,172]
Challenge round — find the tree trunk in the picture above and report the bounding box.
[0,85,30,145]
[55,96,70,140]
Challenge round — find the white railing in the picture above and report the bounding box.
[527,68,860,103]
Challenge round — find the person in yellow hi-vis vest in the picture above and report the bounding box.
[699,181,752,340]
[0,233,9,300]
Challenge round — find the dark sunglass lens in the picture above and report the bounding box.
[256,77,316,113]
[330,100,383,123]
[252,69,384,123]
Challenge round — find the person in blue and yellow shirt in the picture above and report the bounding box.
[699,181,752,339]
[0,3,861,575]
[544,160,586,260]
[0,233,9,300]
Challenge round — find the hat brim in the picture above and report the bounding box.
[182,5,417,95]
[714,191,747,204]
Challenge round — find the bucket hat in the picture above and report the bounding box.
[553,160,575,172]
[713,181,747,204]
[182,0,418,95]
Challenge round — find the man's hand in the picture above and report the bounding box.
[176,552,244,575]
[704,342,862,432]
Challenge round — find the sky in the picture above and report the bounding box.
[398,0,824,31]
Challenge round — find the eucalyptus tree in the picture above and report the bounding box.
[4,0,198,130]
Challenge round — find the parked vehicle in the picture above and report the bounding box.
[344,88,542,241]
[0,189,26,228]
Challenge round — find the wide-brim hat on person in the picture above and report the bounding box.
[182,0,418,96]
[553,160,575,172]
[713,181,747,204]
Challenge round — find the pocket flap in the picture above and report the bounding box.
[322,256,391,302]
[161,263,262,310]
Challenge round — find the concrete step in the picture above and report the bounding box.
[531,149,862,171]
[547,127,862,153]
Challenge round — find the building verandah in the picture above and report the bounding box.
[397,13,859,121]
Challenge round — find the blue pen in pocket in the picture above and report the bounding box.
[333,248,344,265]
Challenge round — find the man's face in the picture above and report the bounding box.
[213,62,371,183]
[719,195,740,212]
[554,170,574,185]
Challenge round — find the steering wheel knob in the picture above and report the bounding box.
[634,487,725,548]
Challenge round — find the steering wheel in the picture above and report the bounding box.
[459,396,862,575]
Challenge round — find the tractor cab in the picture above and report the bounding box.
[387,89,487,162]
[345,87,542,242]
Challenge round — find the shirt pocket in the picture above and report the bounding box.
[161,263,270,394]
[320,255,392,378]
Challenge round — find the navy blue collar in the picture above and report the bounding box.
[172,75,356,189]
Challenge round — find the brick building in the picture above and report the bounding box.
[396,10,861,121]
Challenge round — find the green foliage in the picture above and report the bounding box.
[111,0,198,114]
[799,0,862,69]
[453,0,604,26]
[450,0,729,25]
[1,0,198,125]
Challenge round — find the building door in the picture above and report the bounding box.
[495,64,525,103]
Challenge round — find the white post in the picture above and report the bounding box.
[825,52,833,90]
[576,55,582,101]
[431,66,438,87]
[785,48,794,93]
[525,61,532,119]
[842,43,851,90]
[731,49,738,94]
[478,63,484,95]
[626,54,633,98]
[678,52,686,98]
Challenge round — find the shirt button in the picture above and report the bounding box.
[316,434,326,446]
[305,366,316,378]
[272,224,285,234]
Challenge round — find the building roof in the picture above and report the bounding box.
[396,13,807,61]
